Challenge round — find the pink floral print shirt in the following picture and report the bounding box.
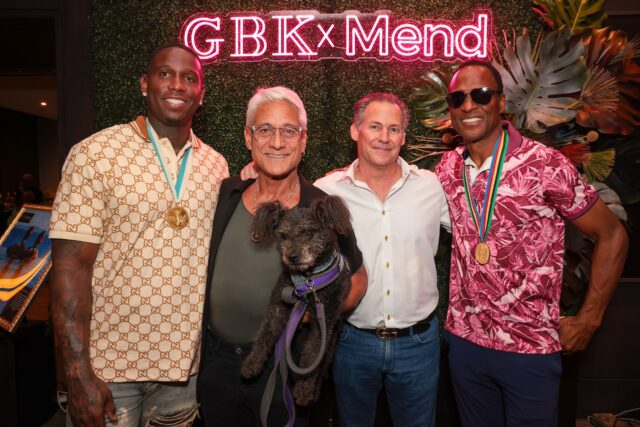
[436,122,598,354]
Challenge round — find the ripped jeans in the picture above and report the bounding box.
[61,375,198,427]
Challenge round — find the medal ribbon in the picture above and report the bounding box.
[462,130,509,243]
[146,121,191,202]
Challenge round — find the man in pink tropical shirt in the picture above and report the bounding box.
[435,60,629,426]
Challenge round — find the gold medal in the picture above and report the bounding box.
[474,242,490,265]
[166,206,189,230]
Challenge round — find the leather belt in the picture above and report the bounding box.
[349,312,435,340]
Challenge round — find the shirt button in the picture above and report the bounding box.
[235,346,242,355]
[387,314,391,320]
[386,289,390,296]
[381,210,386,215]
[386,262,390,269]
[384,235,388,241]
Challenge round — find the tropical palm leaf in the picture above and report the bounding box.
[493,29,586,133]
[408,65,456,129]
[532,0,607,33]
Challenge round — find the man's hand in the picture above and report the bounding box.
[558,314,600,353]
[51,239,106,426]
[66,373,117,427]
[340,265,367,314]
[240,161,258,181]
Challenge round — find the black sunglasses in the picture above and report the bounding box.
[446,87,500,108]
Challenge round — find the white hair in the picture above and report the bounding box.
[245,86,307,128]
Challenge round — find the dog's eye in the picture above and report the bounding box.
[277,231,287,239]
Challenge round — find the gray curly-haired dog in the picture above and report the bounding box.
[240,195,353,406]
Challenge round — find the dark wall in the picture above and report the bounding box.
[0,107,39,194]
[0,0,92,171]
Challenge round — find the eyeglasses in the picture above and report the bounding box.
[250,125,304,142]
[445,87,500,109]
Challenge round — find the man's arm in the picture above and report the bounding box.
[341,265,367,313]
[559,198,629,352]
[51,239,116,427]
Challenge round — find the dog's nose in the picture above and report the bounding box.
[287,253,300,263]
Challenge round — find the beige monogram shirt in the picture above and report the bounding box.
[50,116,229,382]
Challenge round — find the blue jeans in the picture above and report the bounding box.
[332,318,440,427]
[61,375,198,426]
[446,332,562,427]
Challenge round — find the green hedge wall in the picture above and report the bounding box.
[90,0,541,178]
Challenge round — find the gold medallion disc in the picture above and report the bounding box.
[474,242,490,265]
[166,206,189,230]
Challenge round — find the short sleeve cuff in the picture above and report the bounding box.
[48,230,102,244]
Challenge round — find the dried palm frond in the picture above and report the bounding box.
[583,148,615,181]
[612,34,640,64]
[580,66,619,112]
[407,136,452,162]
[578,28,640,134]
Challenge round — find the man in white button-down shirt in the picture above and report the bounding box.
[315,93,450,427]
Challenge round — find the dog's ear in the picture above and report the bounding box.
[312,195,352,236]
[252,201,284,242]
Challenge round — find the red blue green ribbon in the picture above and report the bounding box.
[462,130,509,243]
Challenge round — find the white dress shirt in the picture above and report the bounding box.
[315,157,450,329]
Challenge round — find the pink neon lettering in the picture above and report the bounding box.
[182,17,224,60]
[272,15,317,57]
[231,16,267,57]
[424,24,454,57]
[455,13,488,57]
[181,11,490,62]
[346,14,389,56]
[317,23,335,48]
[391,23,422,57]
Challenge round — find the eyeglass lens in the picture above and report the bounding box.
[253,125,301,141]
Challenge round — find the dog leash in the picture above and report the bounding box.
[260,253,345,427]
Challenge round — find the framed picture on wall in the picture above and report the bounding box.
[0,204,52,332]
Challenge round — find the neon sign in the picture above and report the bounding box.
[181,10,490,63]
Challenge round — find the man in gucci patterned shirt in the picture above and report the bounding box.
[49,44,228,427]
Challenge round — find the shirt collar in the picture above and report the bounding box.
[130,115,200,150]
[227,175,316,208]
[341,156,419,184]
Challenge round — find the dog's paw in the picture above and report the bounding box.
[240,358,263,378]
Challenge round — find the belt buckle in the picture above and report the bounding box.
[375,327,397,339]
